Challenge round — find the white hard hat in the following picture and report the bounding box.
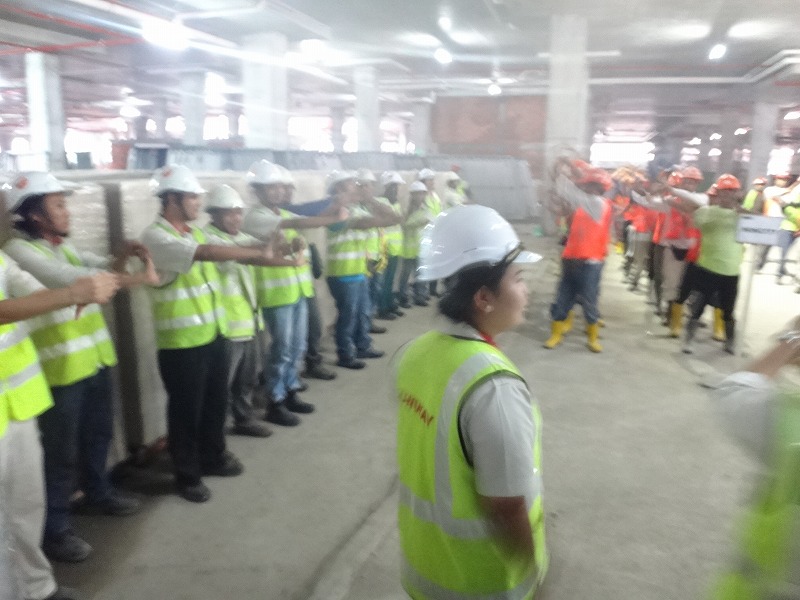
[246,160,284,186]
[417,205,541,282]
[356,168,377,183]
[409,181,428,193]
[3,172,72,213]
[278,166,295,186]
[150,164,205,196]
[444,171,461,182]
[418,168,436,181]
[381,171,405,186]
[205,184,245,211]
[326,170,356,194]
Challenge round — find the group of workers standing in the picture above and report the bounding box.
[0,162,469,600]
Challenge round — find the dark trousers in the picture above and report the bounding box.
[550,259,604,324]
[326,277,372,362]
[397,257,426,304]
[158,336,229,488]
[305,294,324,369]
[379,255,400,314]
[686,265,739,322]
[677,262,699,305]
[40,368,114,540]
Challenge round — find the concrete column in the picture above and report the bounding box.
[242,32,288,149]
[227,106,241,139]
[331,105,346,153]
[180,72,206,146]
[25,52,66,171]
[133,115,149,141]
[354,66,380,152]
[152,97,168,139]
[410,101,435,154]
[545,14,590,166]
[748,101,780,183]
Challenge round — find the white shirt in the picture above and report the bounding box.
[1,251,45,299]
[241,205,281,241]
[555,174,605,222]
[671,188,710,207]
[140,217,199,286]
[443,321,541,507]
[3,235,109,288]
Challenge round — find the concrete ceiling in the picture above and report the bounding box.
[0,0,799,142]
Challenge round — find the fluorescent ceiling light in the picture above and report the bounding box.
[688,137,702,145]
[119,105,141,118]
[438,16,452,31]
[434,48,453,64]
[734,128,749,135]
[708,148,722,157]
[784,111,800,120]
[487,83,502,96]
[537,50,621,59]
[398,32,441,48]
[141,19,188,51]
[728,20,780,39]
[708,44,727,60]
[709,132,722,141]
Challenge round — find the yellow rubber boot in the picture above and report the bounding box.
[669,302,683,338]
[543,321,566,349]
[712,308,726,342]
[615,241,624,255]
[586,323,603,353]
[563,310,575,333]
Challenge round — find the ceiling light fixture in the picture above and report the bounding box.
[784,111,800,121]
[434,47,453,65]
[708,148,722,157]
[709,132,722,141]
[537,50,621,59]
[119,105,141,119]
[141,19,189,51]
[734,128,749,135]
[708,43,727,60]
[487,83,502,96]
[688,137,702,145]
[438,16,452,31]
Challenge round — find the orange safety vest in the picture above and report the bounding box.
[686,226,702,263]
[652,212,666,244]
[562,200,613,261]
[663,207,691,241]
[630,205,657,234]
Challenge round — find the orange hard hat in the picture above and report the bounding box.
[752,177,768,186]
[578,168,612,192]
[715,174,741,191]
[667,171,684,187]
[682,166,703,181]
[707,184,718,197]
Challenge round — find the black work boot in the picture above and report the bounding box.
[285,391,315,414]
[723,320,736,355]
[265,401,300,426]
[682,319,700,354]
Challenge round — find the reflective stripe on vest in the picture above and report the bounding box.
[377,198,403,256]
[0,254,53,436]
[150,225,223,350]
[204,225,261,340]
[327,208,369,277]
[254,210,313,309]
[711,393,800,600]
[21,242,117,387]
[562,200,613,261]
[396,332,547,599]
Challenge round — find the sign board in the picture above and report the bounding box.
[736,215,783,245]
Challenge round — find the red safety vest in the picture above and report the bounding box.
[686,226,702,263]
[652,212,666,244]
[663,207,691,241]
[562,200,613,261]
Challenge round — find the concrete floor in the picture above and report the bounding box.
[55,232,800,600]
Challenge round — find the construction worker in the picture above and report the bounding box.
[0,253,118,600]
[396,181,432,309]
[325,170,402,370]
[709,319,800,599]
[202,184,273,438]
[242,160,342,426]
[418,168,442,299]
[140,165,274,503]
[757,174,793,276]
[355,169,388,335]
[624,194,657,292]
[741,176,767,212]
[275,166,338,382]
[375,171,406,321]
[396,204,546,600]
[667,174,744,354]
[449,163,473,200]
[442,171,466,209]
[3,171,156,563]
[543,160,613,353]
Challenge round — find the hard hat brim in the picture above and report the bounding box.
[514,250,542,265]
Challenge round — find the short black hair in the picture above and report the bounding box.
[12,193,47,238]
[438,261,510,326]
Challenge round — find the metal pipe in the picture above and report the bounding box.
[0,35,138,56]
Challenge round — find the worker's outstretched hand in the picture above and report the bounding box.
[70,272,121,318]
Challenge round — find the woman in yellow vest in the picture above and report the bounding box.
[396,204,547,600]
[0,250,118,600]
[710,317,800,599]
[3,171,158,564]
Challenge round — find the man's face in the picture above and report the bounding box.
[776,177,789,189]
[357,180,375,201]
[180,193,202,221]
[682,179,701,193]
[212,208,243,236]
[753,183,766,192]
[283,183,295,204]
[254,183,283,207]
[41,193,70,237]
[422,178,434,192]
[336,180,359,205]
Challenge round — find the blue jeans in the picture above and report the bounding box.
[550,259,604,324]
[263,298,308,403]
[379,255,400,314]
[326,277,372,361]
[39,368,113,540]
